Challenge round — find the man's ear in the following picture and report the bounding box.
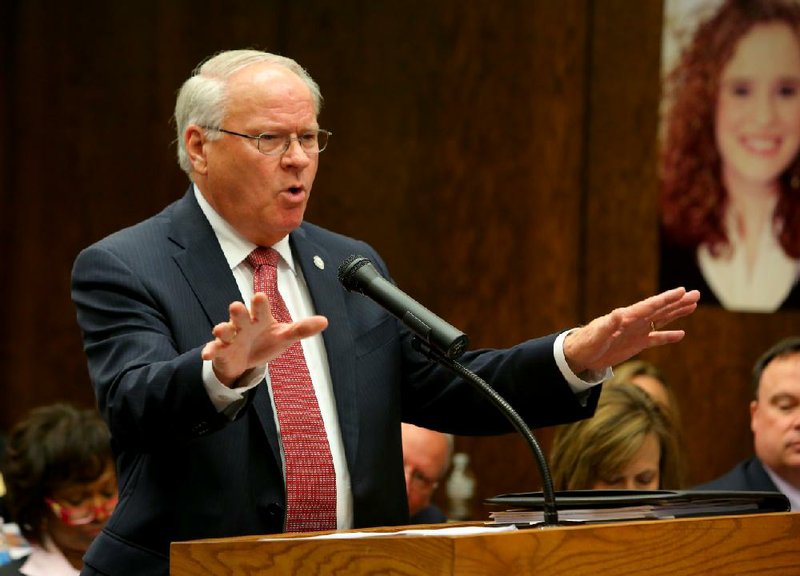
[185,125,208,174]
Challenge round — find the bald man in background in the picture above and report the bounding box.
[402,423,453,523]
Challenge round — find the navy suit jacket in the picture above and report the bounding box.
[693,457,779,492]
[71,189,599,575]
[409,504,448,524]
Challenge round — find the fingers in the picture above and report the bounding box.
[212,322,239,344]
[228,301,253,328]
[647,289,700,329]
[249,293,273,325]
[247,294,327,340]
[286,315,329,340]
[201,322,240,361]
[638,287,687,315]
[200,301,252,362]
[201,336,227,360]
[201,341,217,361]
[646,328,686,344]
[658,289,700,315]
[203,293,328,362]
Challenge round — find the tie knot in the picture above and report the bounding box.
[246,246,279,269]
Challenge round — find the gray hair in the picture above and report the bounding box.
[174,50,323,174]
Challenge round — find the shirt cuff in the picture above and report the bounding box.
[554,329,612,394]
[202,360,267,414]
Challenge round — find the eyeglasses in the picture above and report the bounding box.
[405,466,440,493]
[45,493,118,526]
[203,126,332,156]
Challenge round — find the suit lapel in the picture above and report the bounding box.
[166,197,361,477]
[290,227,361,472]
[166,189,282,463]
[168,189,242,327]
[749,458,781,492]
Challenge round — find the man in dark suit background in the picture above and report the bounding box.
[696,337,800,510]
[70,49,700,576]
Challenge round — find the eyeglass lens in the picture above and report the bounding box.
[256,131,329,155]
[47,494,118,526]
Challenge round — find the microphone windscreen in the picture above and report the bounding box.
[337,255,371,291]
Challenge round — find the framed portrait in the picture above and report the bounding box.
[658,0,800,312]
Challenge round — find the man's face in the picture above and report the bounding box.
[189,63,319,247]
[401,425,449,517]
[751,352,800,484]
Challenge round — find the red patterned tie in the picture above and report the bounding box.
[247,247,337,532]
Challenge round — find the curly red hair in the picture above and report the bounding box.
[660,0,800,258]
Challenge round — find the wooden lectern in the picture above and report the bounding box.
[171,512,800,575]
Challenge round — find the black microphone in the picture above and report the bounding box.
[337,255,469,359]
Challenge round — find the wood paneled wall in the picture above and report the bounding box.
[2,0,798,520]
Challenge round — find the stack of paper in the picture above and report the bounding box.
[485,489,789,526]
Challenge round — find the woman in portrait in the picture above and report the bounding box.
[660,0,800,312]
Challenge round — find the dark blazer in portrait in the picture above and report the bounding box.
[659,235,800,311]
[71,188,600,576]
[693,457,779,493]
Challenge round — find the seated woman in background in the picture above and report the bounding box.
[0,404,117,575]
[607,360,678,417]
[605,359,688,486]
[550,383,682,491]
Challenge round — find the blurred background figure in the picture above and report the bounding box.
[401,423,453,523]
[444,452,476,521]
[606,359,688,486]
[550,383,683,491]
[696,337,800,510]
[0,404,117,575]
[607,360,677,416]
[659,0,800,312]
[1,432,7,521]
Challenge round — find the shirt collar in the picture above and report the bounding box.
[763,462,800,511]
[192,184,296,274]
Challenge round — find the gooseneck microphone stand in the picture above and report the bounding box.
[411,338,559,526]
[337,254,558,525]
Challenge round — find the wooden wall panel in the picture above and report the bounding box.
[0,0,288,417]
[3,0,797,526]
[418,0,589,506]
[0,0,12,344]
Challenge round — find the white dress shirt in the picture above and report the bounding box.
[194,186,352,529]
[698,209,800,312]
[764,464,800,512]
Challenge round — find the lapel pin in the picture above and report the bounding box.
[313,255,325,270]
